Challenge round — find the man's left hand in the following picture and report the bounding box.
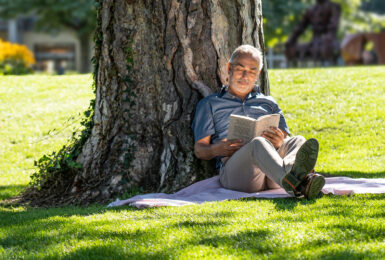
[262,126,285,149]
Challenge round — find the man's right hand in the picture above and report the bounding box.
[194,136,244,160]
[213,138,244,157]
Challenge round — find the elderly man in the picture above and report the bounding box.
[192,45,325,199]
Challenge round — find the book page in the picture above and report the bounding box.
[227,115,256,142]
[254,114,281,137]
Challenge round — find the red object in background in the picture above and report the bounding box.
[341,32,385,65]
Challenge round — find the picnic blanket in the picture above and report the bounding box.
[108,176,385,208]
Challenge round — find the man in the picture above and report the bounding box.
[192,45,325,199]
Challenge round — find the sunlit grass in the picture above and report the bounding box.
[1,67,385,259]
[2,196,385,259]
[0,74,94,199]
[270,66,385,176]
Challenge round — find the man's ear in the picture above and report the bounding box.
[227,62,231,73]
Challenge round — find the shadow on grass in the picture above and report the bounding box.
[0,204,238,258]
[62,228,272,259]
[189,213,385,258]
[192,222,385,258]
[197,229,273,251]
[0,206,182,254]
[2,195,385,258]
[240,196,320,212]
[173,220,228,229]
[1,170,385,258]
[319,171,385,178]
[0,185,27,201]
[315,250,380,260]
[63,244,171,260]
[0,220,163,256]
[0,204,144,228]
[319,222,385,239]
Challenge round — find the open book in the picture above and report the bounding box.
[227,114,280,143]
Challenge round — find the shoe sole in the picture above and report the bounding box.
[282,138,319,192]
[292,138,319,180]
[304,174,325,200]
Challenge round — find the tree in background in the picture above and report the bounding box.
[262,0,385,48]
[262,0,312,47]
[336,0,385,34]
[0,0,96,73]
[361,0,385,14]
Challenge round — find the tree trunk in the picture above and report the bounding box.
[73,0,269,203]
[78,33,91,73]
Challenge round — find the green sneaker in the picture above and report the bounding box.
[299,172,325,200]
[282,138,319,196]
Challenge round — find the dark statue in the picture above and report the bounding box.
[285,0,341,65]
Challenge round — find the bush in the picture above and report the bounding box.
[0,39,35,75]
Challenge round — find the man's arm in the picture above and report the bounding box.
[194,136,244,160]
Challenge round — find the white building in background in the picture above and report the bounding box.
[0,16,93,73]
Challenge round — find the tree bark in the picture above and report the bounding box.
[73,0,269,203]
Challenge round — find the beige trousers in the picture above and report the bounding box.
[219,136,306,192]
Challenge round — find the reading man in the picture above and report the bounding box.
[192,45,325,199]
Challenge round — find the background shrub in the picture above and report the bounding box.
[0,39,35,75]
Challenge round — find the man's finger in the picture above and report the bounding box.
[229,142,243,148]
[227,138,243,144]
[225,145,242,153]
[269,126,284,136]
[263,133,279,143]
[262,134,272,141]
[262,131,275,138]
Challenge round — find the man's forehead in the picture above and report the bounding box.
[232,54,259,68]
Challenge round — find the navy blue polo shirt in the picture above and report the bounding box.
[192,85,290,170]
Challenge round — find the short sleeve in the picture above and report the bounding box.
[192,98,216,142]
[270,97,291,136]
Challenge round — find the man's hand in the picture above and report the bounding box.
[194,136,244,160]
[213,138,244,157]
[262,127,285,149]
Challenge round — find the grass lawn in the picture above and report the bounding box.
[1,66,385,259]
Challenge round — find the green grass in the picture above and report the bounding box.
[1,66,385,259]
[270,66,385,177]
[0,75,94,200]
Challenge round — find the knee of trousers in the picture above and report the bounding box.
[250,136,267,147]
[290,135,306,145]
[250,136,272,153]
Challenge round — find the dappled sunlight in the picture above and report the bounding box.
[1,195,385,258]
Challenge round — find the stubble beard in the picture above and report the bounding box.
[229,77,253,97]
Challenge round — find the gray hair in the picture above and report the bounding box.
[229,45,263,71]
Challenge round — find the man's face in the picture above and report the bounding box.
[228,54,260,99]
